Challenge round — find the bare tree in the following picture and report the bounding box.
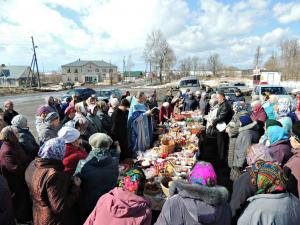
[254,46,262,69]
[126,55,134,76]
[280,39,300,80]
[191,56,200,75]
[264,52,280,71]
[144,30,176,84]
[207,54,223,76]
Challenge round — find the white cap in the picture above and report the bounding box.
[162,102,170,108]
[58,126,80,144]
[195,91,201,96]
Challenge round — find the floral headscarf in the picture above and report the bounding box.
[250,160,287,194]
[38,137,66,161]
[247,144,274,166]
[188,161,217,186]
[118,167,146,196]
[276,101,291,118]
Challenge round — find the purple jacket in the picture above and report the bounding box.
[267,140,292,165]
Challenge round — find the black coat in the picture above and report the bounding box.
[76,155,119,223]
[3,110,18,125]
[111,108,131,160]
[0,175,15,225]
[183,98,198,111]
[16,127,39,160]
[213,100,233,125]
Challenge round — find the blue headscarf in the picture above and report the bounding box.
[38,137,66,160]
[233,101,246,113]
[267,125,289,145]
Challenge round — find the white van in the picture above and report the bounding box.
[177,76,201,93]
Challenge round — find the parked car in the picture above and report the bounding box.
[177,76,201,93]
[61,88,96,101]
[231,82,252,96]
[252,85,292,101]
[216,86,240,100]
[95,88,122,103]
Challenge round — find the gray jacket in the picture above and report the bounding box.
[38,123,59,145]
[155,180,231,225]
[233,122,259,168]
[238,193,300,225]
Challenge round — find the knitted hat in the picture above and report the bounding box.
[57,127,80,144]
[45,112,59,123]
[266,119,282,129]
[188,161,217,186]
[11,115,27,128]
[89,133,113,149]
[250,160,287,194]
[118,167,146,196]
[64,106,76,115]
[36,105,51,115]
[239,115,252,127]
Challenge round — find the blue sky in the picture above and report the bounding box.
[1,0,300,72]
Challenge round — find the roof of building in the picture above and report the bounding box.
[123,71,143,77]
[0,66,30,79]
[62,60,117,68]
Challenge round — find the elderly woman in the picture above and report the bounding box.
[75,101,88,117]
[58,126,88,176]
[84,167,151,225]
[38,112,61,145]
[275,98,293,134]
[263,95,278,120]
[251,100,267,137]
[86,105,103,134]
[12,115,39,160]
[108,98,119,116]
[159,102,173,123]
[74,133,119,223]
[226,101,248,169]
[97,101,113,136]
[61,106,76,125]
[0,174,15,225]
[238,160,300,225]
[3,100,18,125]
[155,161,231,225]
[35,105,51,134]
[25,137,81,225]
[0,126,32,223]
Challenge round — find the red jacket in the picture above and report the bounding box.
[63,144,88,175]
[159,106,173,123]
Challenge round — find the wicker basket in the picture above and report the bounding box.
[161,141,175,154]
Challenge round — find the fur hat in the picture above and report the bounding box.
[45,112,59,123]
[89,133,113,149]
[11,115,27,128]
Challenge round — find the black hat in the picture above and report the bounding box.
[292,121,300,142]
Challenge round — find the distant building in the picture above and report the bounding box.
[123,71,143,82]
[0,65,33,87]
[61,59,118,84]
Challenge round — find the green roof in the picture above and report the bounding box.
[62,60,117,68]
[123,71,143,77]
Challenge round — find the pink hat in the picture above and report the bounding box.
[188,161,217,186]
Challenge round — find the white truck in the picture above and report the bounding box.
[253,69,281,85]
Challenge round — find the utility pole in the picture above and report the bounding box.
[109,60,112,85]
[123,56,126,78]
[27,36,41,88]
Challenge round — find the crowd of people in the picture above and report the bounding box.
[0,86,300,225]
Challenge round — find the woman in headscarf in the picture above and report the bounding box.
[171,91,184,115]
[259,119,282,145]
[74,133,119,223]
[231,115,259,180]
[275,98,293,134]
[159,102,173,123]
[45,96,58,113]
[267,125,292,165]
[38,112,61,145]
[263,95,277,120]
[226,101,248,169]
[108,98,119,117]
[75,101,88,117]
[61,106,76,125]
[11,115,39,160]
[251,100,267,138]
[0,126,32,223]
[35,105,51,134]
[86,105,103,134]
[284,121,300,198]
[155,161,231,225]
[238,160,300,225]
[25,137,81,225]
[84,167,151,225]
[230,144,274,222]
[58,127,88,176]
[97,101,113,136]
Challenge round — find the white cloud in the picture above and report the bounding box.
[273,2,300,24]
[0,0,298,71]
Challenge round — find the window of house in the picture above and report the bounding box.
[95,69,99,72]
[109,69,113,73]
[88,70,92,72]
[102,69,106,73]
[75,77,78,81]
[74,69,78,73]
[67,77,71,81]
[67,68,71,73]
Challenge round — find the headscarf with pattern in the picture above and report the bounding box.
[188,161,217,186]
[38,137,66,161]
[118,167,146,196]
[250,160,287,194]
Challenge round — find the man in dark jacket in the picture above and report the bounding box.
[230,89,246,104]
[183,91,198,111]
[3,100,18,125]
[213,93,233,161]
